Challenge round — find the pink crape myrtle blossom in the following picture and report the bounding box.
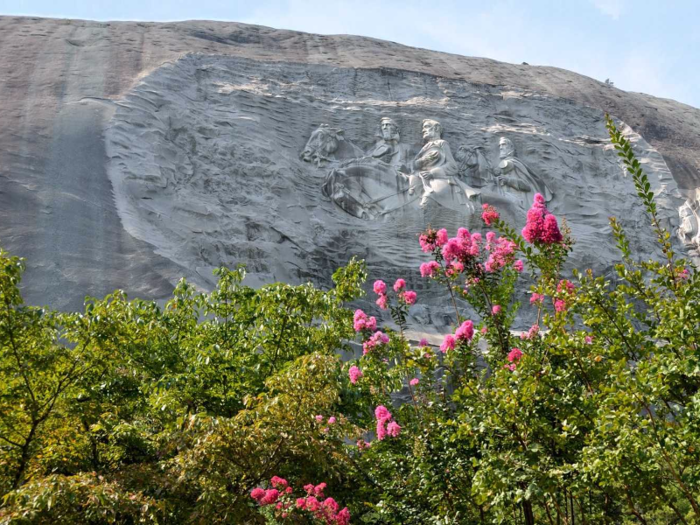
[522,193,563,244]
[327,416,336,424]
[337,507,351,525]
[520,324,540,340]
[440,334,456,353]
[522,193,547,242]
[492,305,502,315]
[260,489,280,506]
[393,278,406,292]
[420,260,440,278]
[375,404,401,441]
[504,347,524,371]
[441,227,480,264]
[419,338,429,347]
[481,203,500,225]
[315,415,324,422]
[527,324,540,339]
[387,421,402,437]
[419,227,449,252]
[585,335,593,344]
[484,237,517,273]
[436,228,448,246]
[445,262,463,277]
[373,280,387,295]
[409,377,420,387]
[323,497,339,514]
[348,365,363,384]
[376,418,387,441]
[557,279,575,294]
[455,320,474,342]
[542,214,563,243]
[401,290,418,305]
[508,348,523,362]
[375,405,392,422]
[353,309,377,332]
[514,259,524,272]
[554,299,567,313]
[270,476,288,489]
[375,294,388,310]
[255,476,352,522]
[530,293,544,305]
[480,326,488,335]
[363,331,390,355]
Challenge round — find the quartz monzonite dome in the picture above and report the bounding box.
[1,16,699,326]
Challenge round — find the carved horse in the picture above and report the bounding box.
[300,124,364,167]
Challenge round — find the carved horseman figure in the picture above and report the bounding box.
[405,119,480,209]
[495,137,553,208]
[678,189,700,252]
[367,117,412,168]
[302,117,480,219]
[456,145,493,188]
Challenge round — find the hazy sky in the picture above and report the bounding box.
[4,0,699,109]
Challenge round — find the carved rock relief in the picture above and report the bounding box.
[105,55,685,329]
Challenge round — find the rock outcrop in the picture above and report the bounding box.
[0,16,698,318]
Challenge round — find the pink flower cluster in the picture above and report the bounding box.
[557,279,575,294]
[419,227,449,253]
[375,405,401,441]
[373,280,388,309]
[522,193,563,244]
[554,279,575,313]
[530,293,544,305]
[420,260,440,278]
[440,320,474,353]
[373,279,417,308]
[251,477,293,507]
[481,203,500,226]
[520,324,540,340]
[362,331,390,355]
[348,365,363,384]
[296,485,351,525]
[441,228,481,265]
[401,290,417,305]
[484,236,517,273]
[505,347,523,371]
[353,309,377,332]
[252,478,350,524]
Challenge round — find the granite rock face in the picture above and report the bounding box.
[0,16,699,318]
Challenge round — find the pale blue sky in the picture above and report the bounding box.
[4,0,699,109]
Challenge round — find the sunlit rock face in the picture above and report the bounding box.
[106,54,682,329]
[1,17,698,316]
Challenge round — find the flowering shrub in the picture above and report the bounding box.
[251,476,350,524]
[337,117,700,524]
